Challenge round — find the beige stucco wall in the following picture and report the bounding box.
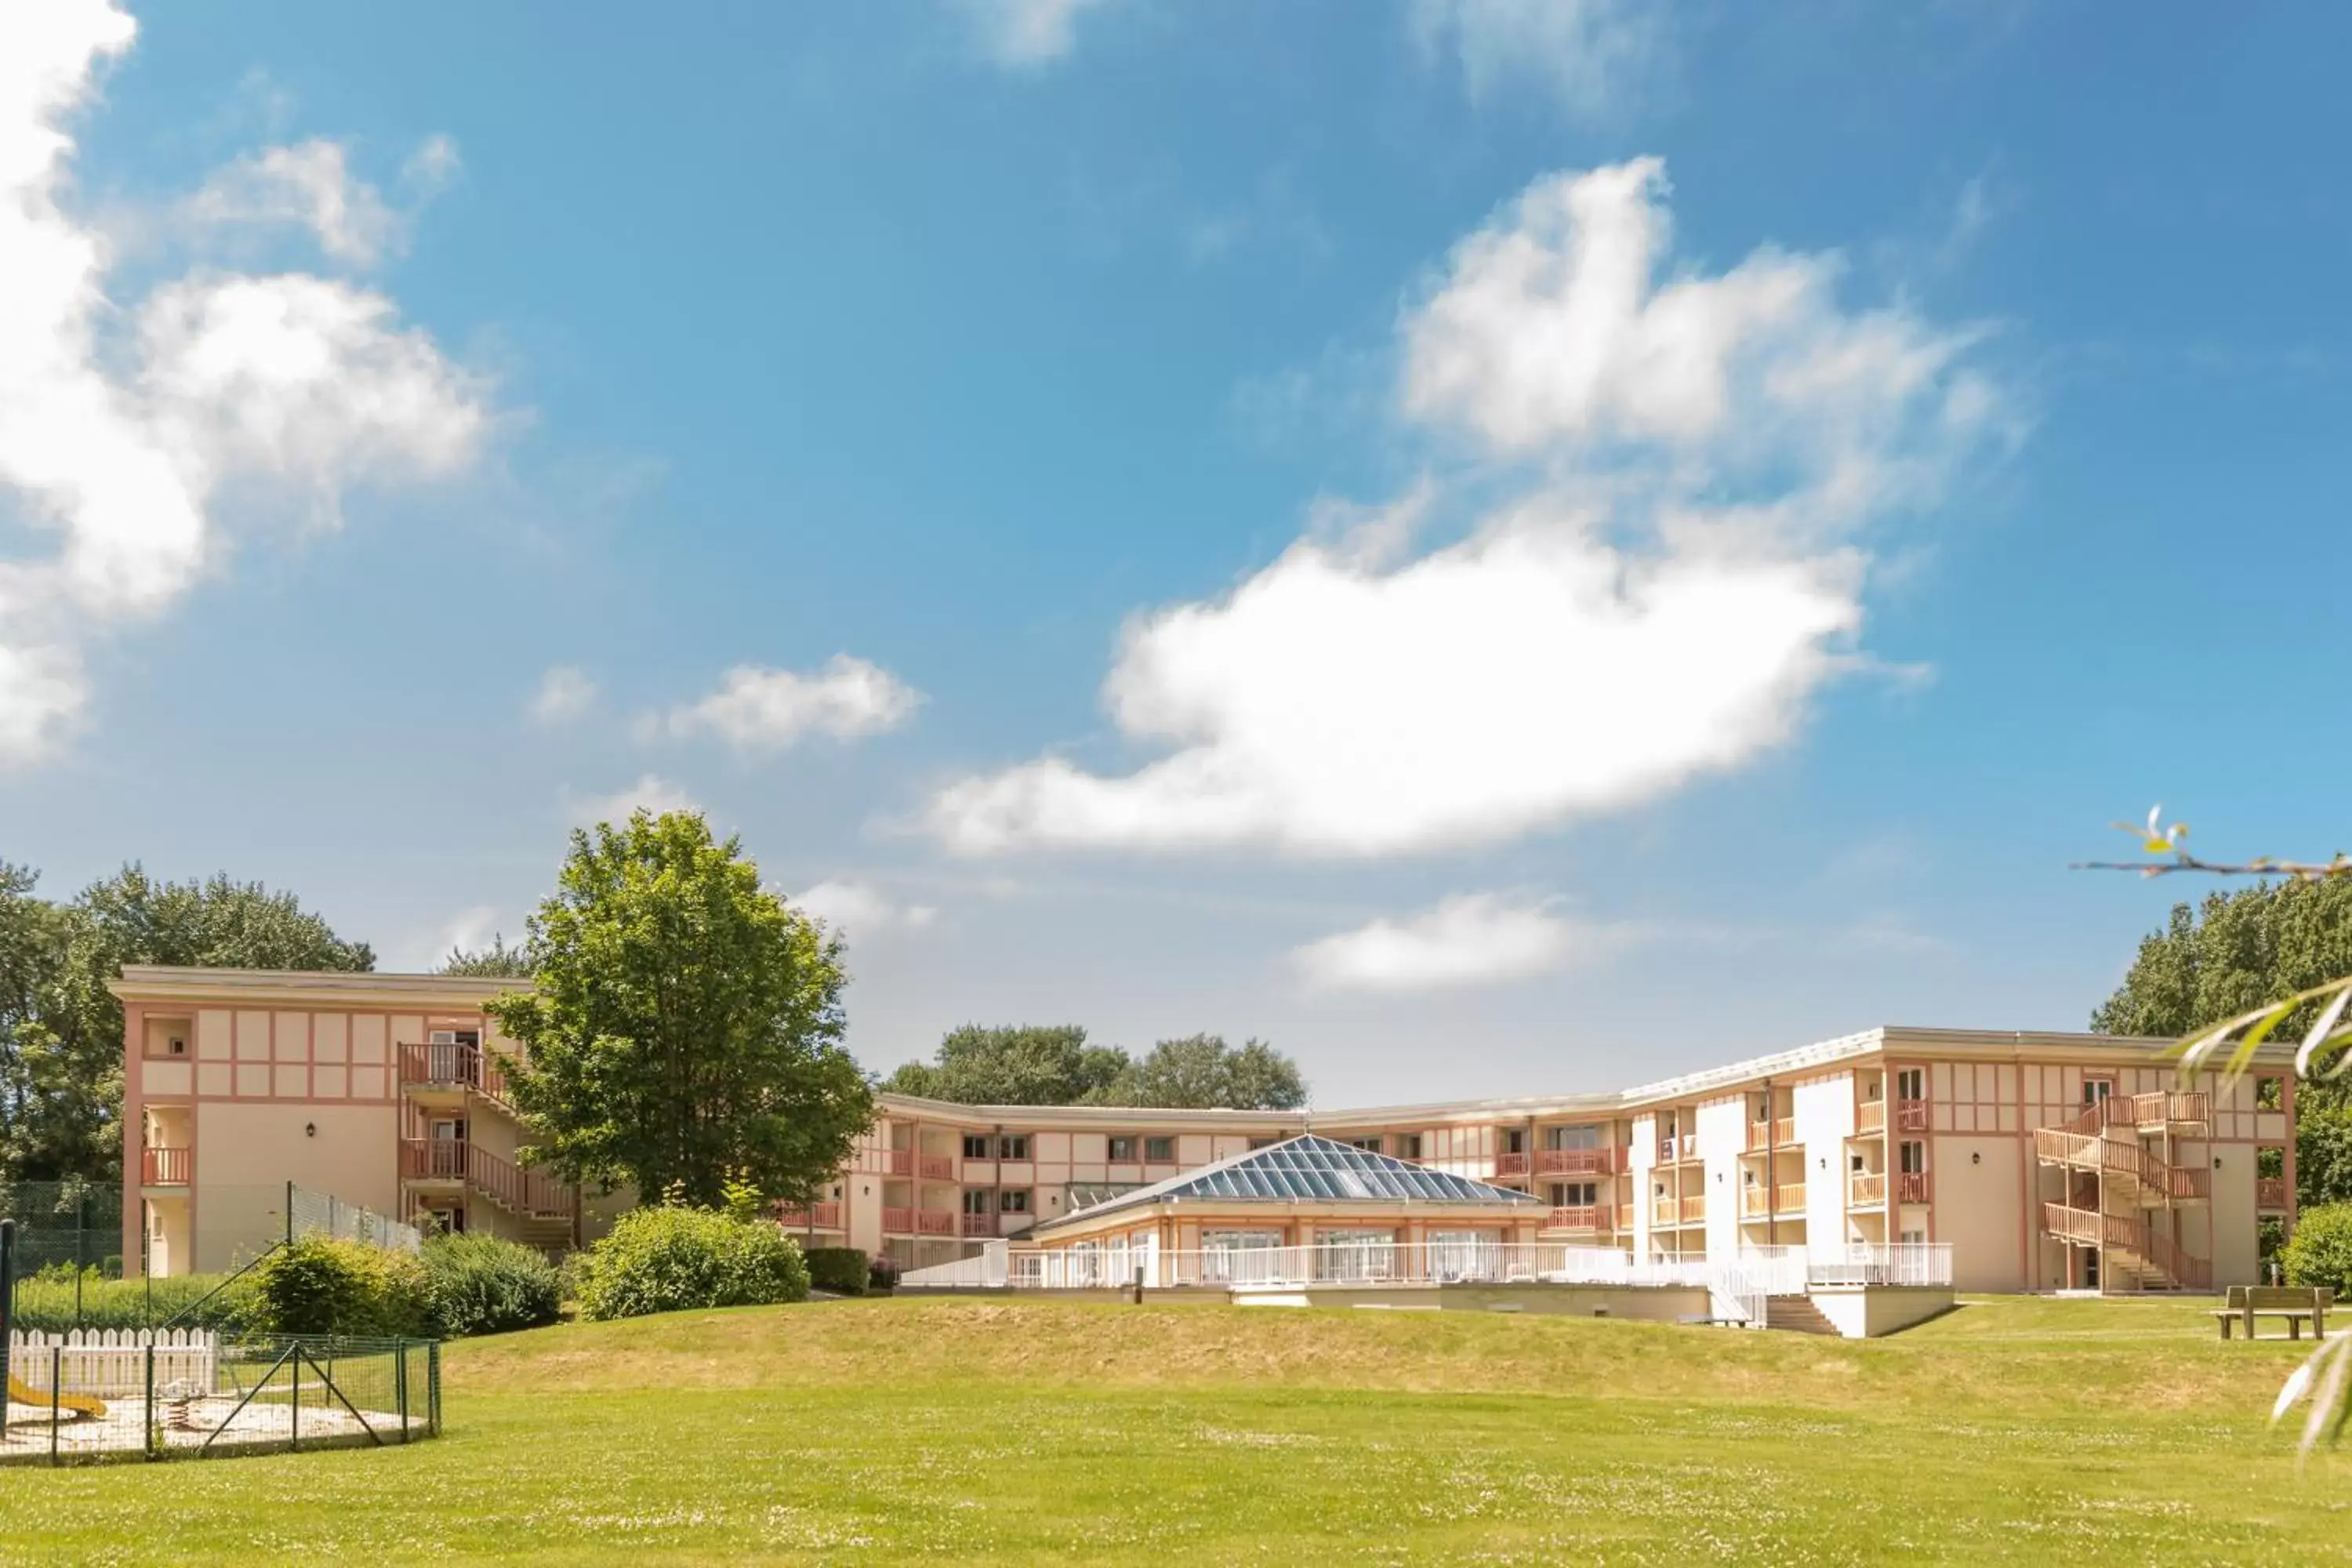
[1809,1284,1955,1338]
[192,1101,397,1271]
[1929,1136,2024,1292]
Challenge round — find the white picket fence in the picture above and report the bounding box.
[5,1329,219,1399]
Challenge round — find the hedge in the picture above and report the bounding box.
[2281,1202,2352,1295]
[422,1233,564,1337]
[803,1247,869,1296]
[246,1235,429,1338]
[572,1205,811,1321]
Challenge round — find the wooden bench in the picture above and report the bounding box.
[2212,1285,2332,1341]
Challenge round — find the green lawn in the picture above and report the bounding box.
[4,1294,2349,1563]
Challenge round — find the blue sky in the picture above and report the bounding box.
[5,1,2349,1104]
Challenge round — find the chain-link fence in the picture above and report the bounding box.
[0,1330,439,1465]
[289,1187,422,1256]
[0,1182,122,1280]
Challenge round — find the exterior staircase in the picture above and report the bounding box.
[2032,1091,2212,1292]
[1763,1294,1839,1335]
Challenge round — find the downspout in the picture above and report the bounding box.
[1764,1076,1777,1248]
[993,1121,1004,1245]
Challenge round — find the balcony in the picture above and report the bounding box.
[1617,1203,1635,1229]
[399,1138,573,1220]
[1894,1098,1929,1132]
[883,1207,958,1236]
[1535,1147,1616,1177]
[1495,1151,1530,1178]
[917,1153,957,1182]
[1652,1198,1676,1225]
[1679,1195,1705,1223]
[1744,1117,1798,1152]
[1896,1171,1932,1204]
[1849,1171,1886,1207]
[2256,1178,2289,1211]
[141,1145,191,1186]
[1857,1100,1886,1135]
[960,1212,998,1237]
[774,1200,843,1230]
[397,1041,514,1106]
[1544,1205,1605,1231]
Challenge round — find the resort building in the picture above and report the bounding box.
[115,967,2301,1296]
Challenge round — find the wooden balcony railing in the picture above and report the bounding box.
[399,1138,572,1218]
[916,1153,957,1182]
[1896,1170,1932,1204]
[1744,1117,1798,1152]
[1535,1147,1616,1177]
[882,1150,914,1177]
[1616,1203,1635,1229]
[2031,1128,2210,1201]
[883,1205,914,1233]
[1849,1172,1886,1206]
[774,1201,844,1229]
[960,1212,997,1237]
[2256,1178,2290,1210]
[883,1207,960,1236]
[1652,1199,1677,1224]
[1495,1151,1530,1177]
[141,1145,191,1185]
[1742,1186,1769,1217]
[1778,1181,1805,1212]
[1857,1100,1886,1134]
[1679,1195,1705,1223]
[1894,1099,1929,1132]
[2063,1091,2213,1138]
[1545,1205,1604,1231]
[397,1042,515,1106]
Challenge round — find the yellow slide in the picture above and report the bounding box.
[5,1372,107,1420]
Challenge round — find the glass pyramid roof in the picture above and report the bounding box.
[1044,1134,1542,1230]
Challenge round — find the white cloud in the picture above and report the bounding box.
[791,880,938,938]
[565,775,700,826]
[964,0,1115,67]
[0,1,490,765]
[1409,0,1665,122]
[1290,893,1603,993]
[929,158,2002,859]
[529,664,597,725]
[181,138,403,267]
[651,656,922,752]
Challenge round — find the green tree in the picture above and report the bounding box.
[488,811,872,1208]
[2092,877,2352,1207]
[1,862,371,1182]
[437,934,533,978]
[882,1025,1127,1105]
[1099,1034,1308,1110]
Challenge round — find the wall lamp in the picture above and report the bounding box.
[304,1122,316,1138]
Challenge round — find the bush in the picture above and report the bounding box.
[571,1204,809,1322]
[247,1236,429,1338]
[2281,1203,2352,1295]
[421,1233,564,1338]
[2,1268,254,1334]
[803,1247,869,1296]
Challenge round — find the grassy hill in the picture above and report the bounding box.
[8,1294,2349,1563]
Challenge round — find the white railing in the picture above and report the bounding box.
[5,1328,219,1398]
[1806,1243,1952,1288]
[896,1239,1955,1302]
[905,1241,1719,1294]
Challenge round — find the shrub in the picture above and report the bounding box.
[2281,1203,2352,1295]
[803,1247,869,1296]
[571,1204,810,1321]
[247,1236,429,1338]
[421,1234,564,1338]
[2,1268,254,1334]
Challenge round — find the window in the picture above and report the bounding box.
[1549,1182,1598,1207]
[168,1035,187,1058]
[1896,1069,1924,1102]
[2082,1077,2113,1107]
[1898,1141,1926,1174]
[1544,1125,1600,1150]
[1000,1189,1031,1214]
[1898,1227,1927,1245]
[1348,1136,1384,1154]
[1393,1133,1424,1160]
[1849,1152,1865,1174]
[963,1134,992,1160]
[1145,1136,1177,1163]
[1108,1135,1138,1163]
[1503,1129,1527,1154]
[2256,1076,2285,1111]
[962,1190,993,1215]
[998,1134,1030,1160]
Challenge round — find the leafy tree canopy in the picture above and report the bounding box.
[488,811,872,1207]
[2093,877,2352,1206]
[437,934,533,978]
[884,1025,1307,1110]
[2,862,371,1183]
